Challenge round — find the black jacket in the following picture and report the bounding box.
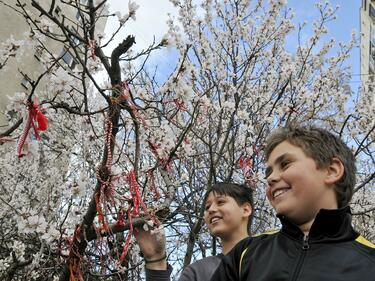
[211,207,375,281]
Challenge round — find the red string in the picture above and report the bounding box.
[120,82,147,126]
[95,118,114,232]
[163,98,188,111]
[118,208,133,265]
[0,136,15,144]
[67,226,84,281]
[173,99,187,111]
[117,170,160,265]
[252,144,261,156]
[286,106,299,114]
[147,170,160,201]
[16,108,32,157]
[127,170,149,216]
[239,155,252,170]
[114,210,125,227]
[88,39,96,61]
[16,100,48,157]
[147,140,172,172]
[239,155,257,190]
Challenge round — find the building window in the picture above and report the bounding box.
[62,50,72,65]
[34,45,43,60]
[54,6,61,18]
[60,48,75,68]
[21,76,30,89]
[68,27,80,46]
[76,11,81,20]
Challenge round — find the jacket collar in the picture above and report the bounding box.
[277,206,359,242]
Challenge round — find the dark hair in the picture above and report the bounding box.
[264,125,356,208]
[203,182,254,234]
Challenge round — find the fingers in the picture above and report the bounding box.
[134,223,166,254]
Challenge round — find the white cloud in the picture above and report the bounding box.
[100,1,179,82]
[105,0,178,52]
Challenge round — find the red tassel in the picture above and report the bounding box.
[118,209,133,265]
[16,100,48,158]
[16,110,32,157]
[35,109,48,131]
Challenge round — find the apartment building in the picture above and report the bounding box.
[360,0,375,88]
[0,0,107,128]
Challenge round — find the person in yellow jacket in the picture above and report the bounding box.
[211,125,375,281]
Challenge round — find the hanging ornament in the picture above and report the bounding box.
[16,100,48,157]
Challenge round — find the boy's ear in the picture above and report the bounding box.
[242,202,252,218]
[324,157,344,185]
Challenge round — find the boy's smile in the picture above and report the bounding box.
[209,216,222,224]
[265,141,338,230]
[272,188,291,199]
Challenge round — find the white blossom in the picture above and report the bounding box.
[128,1,140,21]
[0,0,373,279]
[12,240,26,262]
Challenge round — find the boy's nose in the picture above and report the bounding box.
[267,171,281,186]
[207,203,218,213]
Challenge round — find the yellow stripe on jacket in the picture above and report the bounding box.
[355,235,375,249]
[239,230,280,277]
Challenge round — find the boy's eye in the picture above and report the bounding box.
[264,166,272,179]
[217,199,226,205]
[204,204,210,211]
[281,160,291,168]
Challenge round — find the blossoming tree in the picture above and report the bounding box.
[155,0,375,269]
[0,0,373,280]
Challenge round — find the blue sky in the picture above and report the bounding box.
[289,0,361,85]
[106,1,362,85]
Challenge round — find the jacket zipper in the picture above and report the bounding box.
[290,235,309,281]
[302,234,310,250]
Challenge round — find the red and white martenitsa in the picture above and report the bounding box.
[16,99,48,158]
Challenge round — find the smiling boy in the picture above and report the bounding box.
[211,125,375,281]
[203,183,253,255]
[135,182,253,281]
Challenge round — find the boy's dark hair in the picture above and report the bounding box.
[203,182,254,234]
[264,125,356,208]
